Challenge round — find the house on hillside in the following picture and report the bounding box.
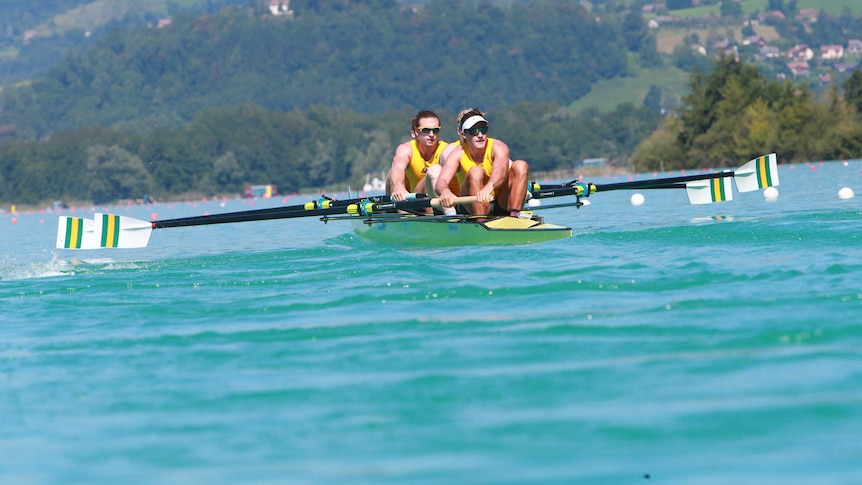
[821,45,844,60]
[761,10,786,21]
[759,46,781,59]
[796,9,819,23]
[641,3,666,14]
[712,40,738,58]
[833,63,859,73]
[847,39,862,54]
[787,61,809,77]
[647,16,679,29]
[787,44,814,61]
[743,35,765,48]
[691,44,707,56]
[268,0,293,16]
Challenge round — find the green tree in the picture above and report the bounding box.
[666,0,693,9]
[844,70,862,117]
[212,151,245,192]
[733,99,779,160]
[643,85,662,113]
[622,8,648,52]
[720,0,743,18]
[345,129,393,188]
[631,117,687,172]
[86,145,152,204]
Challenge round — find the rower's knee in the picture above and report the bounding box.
[424,165,441,195]
[426,164,441,178]
[467,165,485,184]
[511,160,528,178]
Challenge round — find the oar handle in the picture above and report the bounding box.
[430,196,478,208]
[349,196,479,215]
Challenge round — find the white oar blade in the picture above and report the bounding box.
[734,153,779,192]
[93,213,153,249]
[685,177,733,205]
[57,216,100,249]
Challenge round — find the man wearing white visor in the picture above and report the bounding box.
[434,108,529,217]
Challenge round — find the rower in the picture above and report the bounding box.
[434,108,530,217]
[386,110,460,214]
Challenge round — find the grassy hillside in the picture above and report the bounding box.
[656,24,780,54]
[34,0,207,35]
[673,0,859,17]
[567,63,690,113]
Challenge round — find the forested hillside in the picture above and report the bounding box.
[0,0,247,84]
[0,0,635,138]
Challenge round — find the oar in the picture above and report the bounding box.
[56,195,476,250]
[153,193,414,228]
[530,153,778,205]
[55,194,408,249]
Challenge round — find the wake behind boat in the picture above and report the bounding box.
[55,154,779,249]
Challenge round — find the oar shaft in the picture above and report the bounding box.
[531,170,733,197]
[152,194,421,229]
[594,171,733,192]
[153,205,340,228]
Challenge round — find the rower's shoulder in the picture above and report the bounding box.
[442,142,463,160]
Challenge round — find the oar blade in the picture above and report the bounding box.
[734,153,779,192]
[685,176,733,204]
[56,216,99,249]
[93,213,153,249]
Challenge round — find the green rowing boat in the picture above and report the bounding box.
[350,213,572,246]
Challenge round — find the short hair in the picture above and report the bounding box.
[412,110,440,129]
[457,108,485,131]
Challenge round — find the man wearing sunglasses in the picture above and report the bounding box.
[434,108,529,217]
[386,110,460,210]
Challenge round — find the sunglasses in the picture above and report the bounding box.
[417,126,441,134]
[465,125,488,136]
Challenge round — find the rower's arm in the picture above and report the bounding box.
[387,143,413,200]
[436,147,462,206]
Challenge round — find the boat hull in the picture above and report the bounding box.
[352,215,572,246]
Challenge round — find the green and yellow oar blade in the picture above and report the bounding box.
[734,153,779,192]
[93,213,153,249]
[56,216,98,249]
[56,213,154,250]
[684,176,734,204]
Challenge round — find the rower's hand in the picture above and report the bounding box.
[477,185,494,203]
[391,188,409,202]
[438,191,456,208]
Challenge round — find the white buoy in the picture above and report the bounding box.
[581,199,591,206]
[763,187,779,201]
[630,193,645,206]
[527,198,542,207]
[838,187,855,199]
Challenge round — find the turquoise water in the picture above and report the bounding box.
[2,161,861,484]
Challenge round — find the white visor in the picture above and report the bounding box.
[460,115,487,131]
